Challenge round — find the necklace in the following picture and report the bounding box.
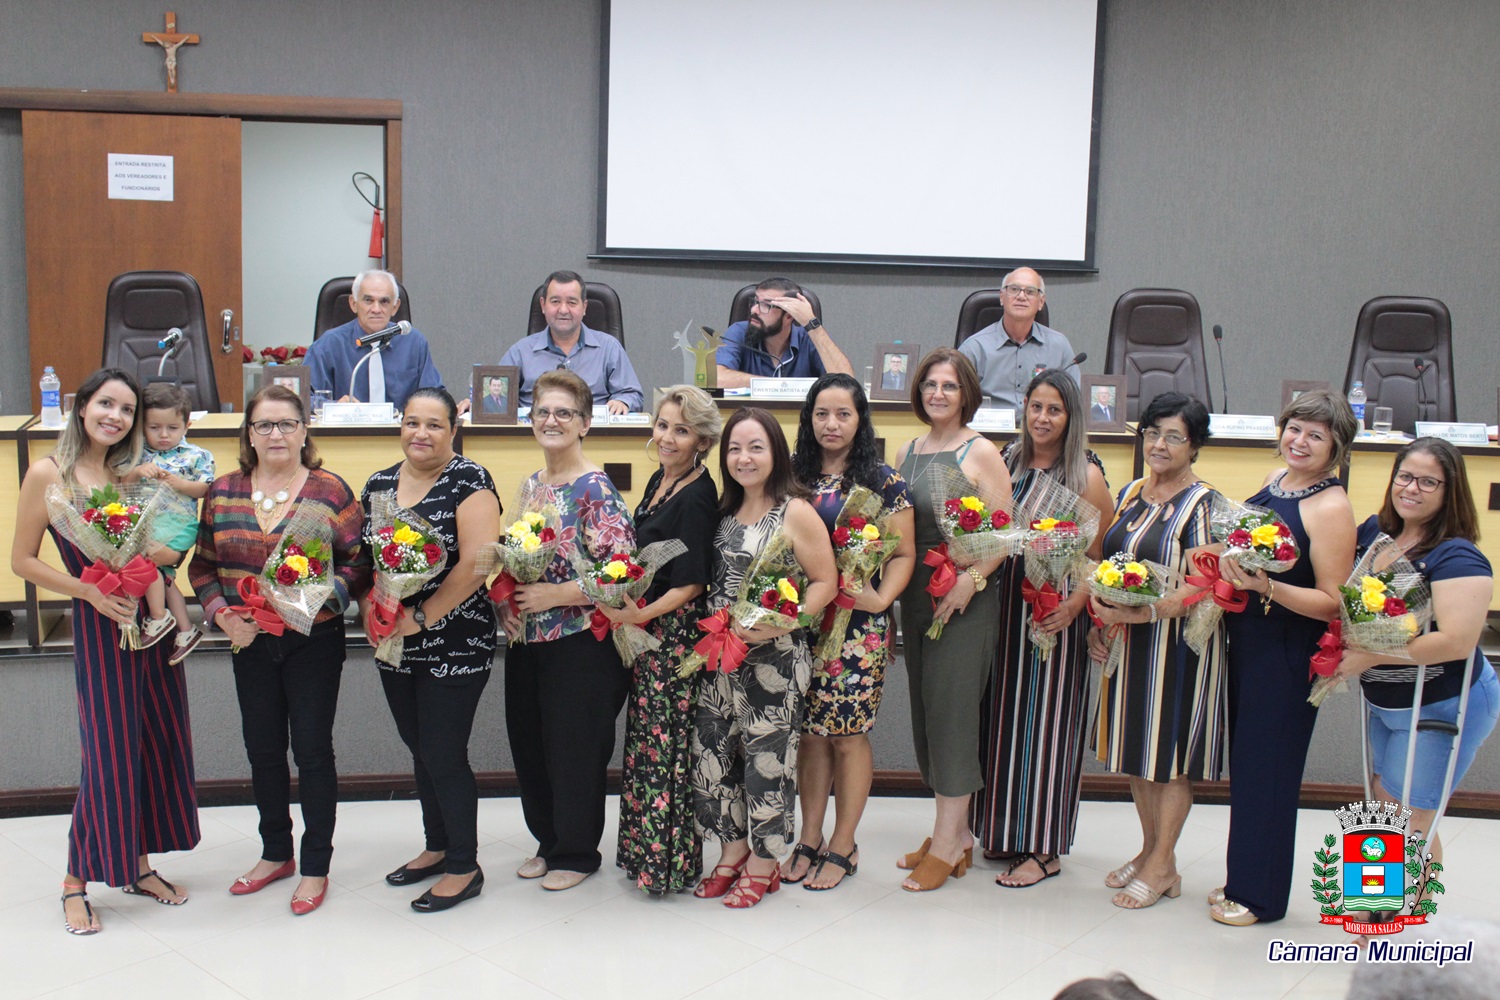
[910,429,962,484]
[1142,470,1194,505]
[252,468,299,513]
[641,462,699,518]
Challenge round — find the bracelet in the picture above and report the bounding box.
[1263,578,1275,616]
[1148,604,1158,625]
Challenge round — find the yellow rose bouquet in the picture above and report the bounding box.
[814,484,902,662]
[364,491,449,668]
[570,539,687,665]
[1018,473,1100,657]
[259,500,336,635]
[921,462,1021,640]
[1210,495,1299,573]
[1087,553,1182,678]
[474,481,564,642]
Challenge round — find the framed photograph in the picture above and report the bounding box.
[1082,374,1127,432]
[870,342,920,402]
[1280,379,1330,414]
[471,365,519,425]
[266,364,311,416]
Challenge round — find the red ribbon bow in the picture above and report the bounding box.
[1310,619,1343,679]
[231,576,287,636]
[588,599,646,642]
[488,571,520,613]
[1021,578,1061,619]
[1086,597,1126,646]
[923,545,958,610]
[1182,551,1250,613]
[692,608,749,674]
[80,554,158,598]
[366,601,403,645]
[820,576,859,632]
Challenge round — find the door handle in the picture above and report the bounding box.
[222,309,234,354]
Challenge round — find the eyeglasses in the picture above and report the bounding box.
[1142,429,1189,447]
[1002,283,1043,299]
[250,419,302,436]
[918,380,962,395]
[750,298,783,313]
[532,406,582,424]
[1393,471,1444,493]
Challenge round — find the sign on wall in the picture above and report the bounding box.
[107,153,174,201]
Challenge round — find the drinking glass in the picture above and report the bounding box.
[1372,406,1394,435]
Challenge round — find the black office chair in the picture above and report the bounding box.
[313,276,412,340]
[727,284,823,330]
[101,271,219,411]
[1344,296,1454,430]
[953,289,1050,347]
[1104,288,1212,421]
[527,281,625,346]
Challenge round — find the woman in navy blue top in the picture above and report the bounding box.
[1335,438,1498,868]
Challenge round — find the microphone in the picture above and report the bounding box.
[1212,324,1229,413]
[1062,351,1087,373]
[157,327,183,351]
[356,319,410,349]
[1413,358,1429,421]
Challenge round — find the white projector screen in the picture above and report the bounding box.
[598,0,1103,269]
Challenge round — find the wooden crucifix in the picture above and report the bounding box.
[142,13,200,93]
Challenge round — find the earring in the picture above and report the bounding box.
[645,437,660,462]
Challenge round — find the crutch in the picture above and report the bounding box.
[1396,653,1480,849]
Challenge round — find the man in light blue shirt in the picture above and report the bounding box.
[958,267,1078,411]
[715,277,853,388]
[305,270,444,409]
[499,271,644,413]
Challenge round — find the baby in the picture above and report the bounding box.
[126,383,216,663]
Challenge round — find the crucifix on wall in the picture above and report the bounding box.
[141,13,200,93]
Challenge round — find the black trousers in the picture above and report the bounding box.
[379,666,490,874]
[231,619,345,877]
[505,629,627,873]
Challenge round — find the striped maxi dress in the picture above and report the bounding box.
[54,530,200,885]
[1093,480,1227,781]
[971,458,1101,857]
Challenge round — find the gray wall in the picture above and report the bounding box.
[1,0,1498,796]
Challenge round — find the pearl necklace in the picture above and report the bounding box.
[251,469,298,513]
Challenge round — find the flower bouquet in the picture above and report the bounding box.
[260,500,336,635]
[1087,553,1182,678]
[1016,473,1099,657]
[921,462,1021,640]
[571,539,687,665]
[1211,495,1299,573]
[677,529,819,678]
[475,483,562,642]
[364,491,448,668]
[814,485,903,661]
[45,482,167,648]
[1308,534,1432,707]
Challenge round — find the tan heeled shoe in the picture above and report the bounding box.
[1113,876,1181,909]
[901,850,966,892]
[1104,861,1138,890]
[897,837,932,871]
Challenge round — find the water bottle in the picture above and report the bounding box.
[1347,381,1367,433]
[40,366,63,428]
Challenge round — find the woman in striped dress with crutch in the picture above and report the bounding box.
[12,368,201,935]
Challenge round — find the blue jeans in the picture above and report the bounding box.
[1367,661,1499,810]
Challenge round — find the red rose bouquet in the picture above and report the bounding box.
[921,463,1020,639]
[474,484,563,642]
[571,539,687,664]
[1018,473,1100,657]
[259,500,336,635]
[364,491,449,668]
[45,482,167,648]
[1308,534,1432,707]
[815,485,903,661]
[1210,495,1299,573]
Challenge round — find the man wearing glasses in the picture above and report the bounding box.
[306,269,445,408]
[958,267,1079,411]
[498,270,644,414]
[715,277,853,389]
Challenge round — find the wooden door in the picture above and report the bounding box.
[22,110,242,411]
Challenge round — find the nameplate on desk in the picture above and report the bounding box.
[318,402,396,425]
[748,377,817,400]
[967,408,1016,432]
[1209,413,1278,439]
[608,413,651,426]
[1415,421,1489,446]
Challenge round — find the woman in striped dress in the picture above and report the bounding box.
[973,369,1112,888]
[1088,393,1224,909]
[12,368,201,934]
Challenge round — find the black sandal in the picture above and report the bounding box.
[121,869,187,905]
[61,887,99,935]
[804,845,858,891]
[782,840,824,884]
[996,853,1060,889]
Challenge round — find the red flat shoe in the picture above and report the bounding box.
[723,868,781,908]
[230,859,296,896]
[694,854,749,899]
[290,878,328,915]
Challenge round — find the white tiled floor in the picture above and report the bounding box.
[6,796,1497,999]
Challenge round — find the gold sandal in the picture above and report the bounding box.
[1210,899,1259,926]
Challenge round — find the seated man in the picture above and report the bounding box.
[305,269,444,409]
[957,267,1078,411]
[715,277,853,388]
[499,270,643,414]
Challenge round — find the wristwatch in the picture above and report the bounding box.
[966,566,988,592]
[412,605,428,630]
[803,317,823,332]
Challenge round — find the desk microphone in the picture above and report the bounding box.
[1062,351,1087,373]
[157,326,183,351]
[1212,324,1229,413]
[356,320,410,349]
[1414,358,1429,420]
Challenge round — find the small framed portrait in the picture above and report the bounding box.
[870,342,920,402]
[1082,374,1127,432]
[1280,379,1331,415]
[471,365,519,425]
[266,364,312,416]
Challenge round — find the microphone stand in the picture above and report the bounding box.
[157,337,185,378]
[349,338,389,402]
